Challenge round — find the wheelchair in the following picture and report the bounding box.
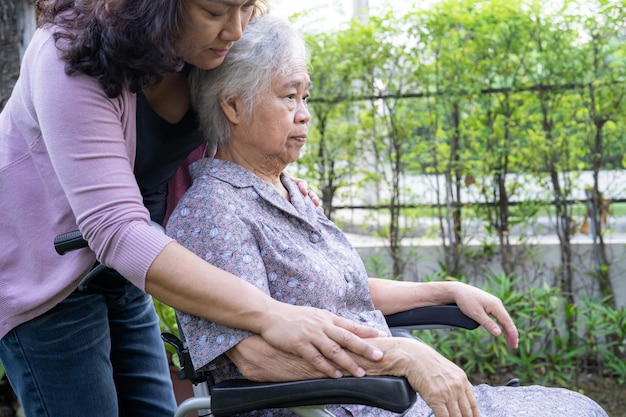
[162,305,481,417]
[54,227,505,417]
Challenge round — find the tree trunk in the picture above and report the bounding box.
[1,0,36,110]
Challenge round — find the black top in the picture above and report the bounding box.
[134,92,204,224]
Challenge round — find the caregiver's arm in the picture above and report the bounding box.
[146,241,385,378]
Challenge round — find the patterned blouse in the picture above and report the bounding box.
[166,158,608,417]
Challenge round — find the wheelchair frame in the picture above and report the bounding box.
[164,305,480,417]
[54,227,486,417]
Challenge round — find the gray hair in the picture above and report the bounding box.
[189,15,309,151]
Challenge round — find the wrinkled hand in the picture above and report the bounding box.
[259,303,385,378]
[453,283,519,348]
[405,342,479,417]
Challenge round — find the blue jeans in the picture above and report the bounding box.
[0,283,177,417]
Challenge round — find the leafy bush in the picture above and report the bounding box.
[153,298,181,367]
[416,274,626,387]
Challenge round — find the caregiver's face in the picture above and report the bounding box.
[177,0,257,69]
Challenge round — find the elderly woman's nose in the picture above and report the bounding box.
[296,104,311,124]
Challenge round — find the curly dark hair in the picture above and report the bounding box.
[36,0,269,98]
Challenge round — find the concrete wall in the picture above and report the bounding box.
[348,235,626,308]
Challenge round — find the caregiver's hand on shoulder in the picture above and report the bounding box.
[260,302,385,378]
[452,282,519,349]
[289,175,322,209]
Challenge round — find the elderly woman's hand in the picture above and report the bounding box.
[404,341,479,417]
[357,337,479,417]
[452,282,519,349]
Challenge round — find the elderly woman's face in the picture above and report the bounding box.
[235,62,311,169]
[178,0,257,70]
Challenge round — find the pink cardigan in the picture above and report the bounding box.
[0,26,173,338]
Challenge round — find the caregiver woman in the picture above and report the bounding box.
[0,1,384,416]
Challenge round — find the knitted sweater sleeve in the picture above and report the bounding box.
[32,28,173,287]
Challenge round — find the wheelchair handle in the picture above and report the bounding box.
[53,221,165,255]
[54,230,88,255]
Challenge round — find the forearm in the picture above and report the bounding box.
[227,334,418,382]
[145,242,387,378]
[369,278,520,350]
[368,278,460,315]
[226,335,328,382]
[145,241,275,334]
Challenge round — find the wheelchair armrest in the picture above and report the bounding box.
[385,305,479,330]
[168,305,476,417]
[209,376,415,417]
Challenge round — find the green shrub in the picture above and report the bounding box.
[153,298,181,367]
[416,273,626,387]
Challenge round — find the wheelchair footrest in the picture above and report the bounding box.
[210,376,416,417]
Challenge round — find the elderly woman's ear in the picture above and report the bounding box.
[220,96,243,125]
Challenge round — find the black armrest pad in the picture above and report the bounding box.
[385,305,479,330]
[211,376,416,417]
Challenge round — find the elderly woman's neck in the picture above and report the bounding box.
[216,148,290,201]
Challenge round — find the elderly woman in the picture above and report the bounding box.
[166,15,608,417]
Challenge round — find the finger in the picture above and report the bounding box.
[430,403,451,417]
[331,316,385,360]
[435,390,475,417]
[477,315,503,338]
[505,324,520,349]
[301,316,384,377]
[487,302,519,349]
[317,330,383,377]
[314,336,366,378]
[307,190,322,208]
[470,393,480,417]
[428,387,474,417]
[479,316,517,349]
[335,315,387,340]
[295,343,345,378]
[297,180,309,196]
[459,386,479,417]
[494,311,519,349]
[447,402,463,417]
